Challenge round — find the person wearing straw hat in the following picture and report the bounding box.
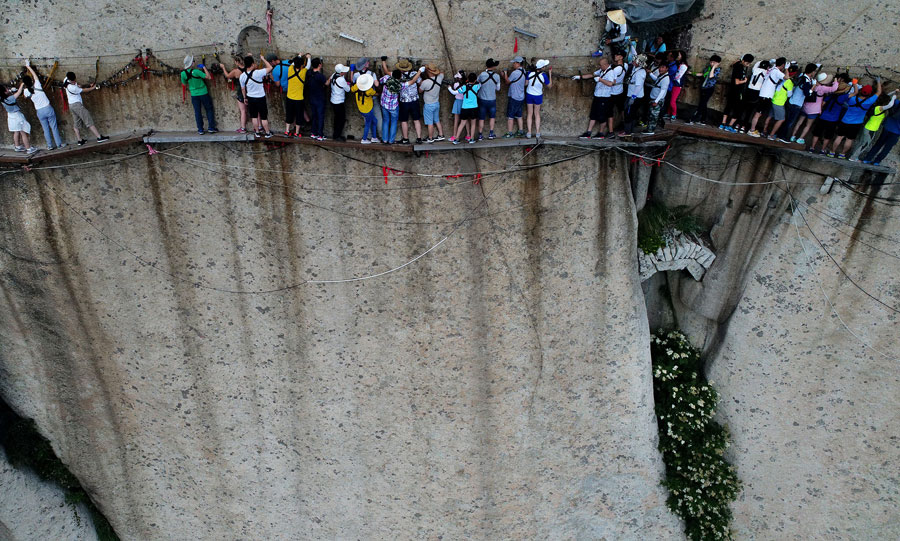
[350,72,379,144]
[182,54,217,135]
[418,63,445,143]
[390,57,425,144]
[599,9,629,57]
[524,59,552,139]
[327,63,351,141]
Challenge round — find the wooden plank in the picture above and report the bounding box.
[145,131,254,143]
[414,134,672,152]
[0,150,32,164]
[27,132,147,164]
[262,134,414,153]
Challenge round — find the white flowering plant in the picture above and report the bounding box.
[651,331,742,541]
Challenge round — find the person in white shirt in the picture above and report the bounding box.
[747,57,786,136]
[741,59,770,129]
[23,61,64,149]
[239,54,274,137]
[327,64,351,140]
[573,56,620,138]
[622,54,648,135]
[643,64,670,134]
[61,71,109,145]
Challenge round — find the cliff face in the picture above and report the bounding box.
[0,146,682,539]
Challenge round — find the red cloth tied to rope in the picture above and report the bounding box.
[382,166,404,184]
[60,89,68,112]
[266,9,273,44]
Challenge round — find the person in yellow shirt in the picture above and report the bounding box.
[285,54,311,137]
[350,73,380,143]
[762,65,798,142]
[851,90,896,161]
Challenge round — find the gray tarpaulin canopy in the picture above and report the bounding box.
[606,0,697,23]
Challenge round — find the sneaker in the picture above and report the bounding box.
[264,132,274,138]
[425,138,434,143]
[198,130,205,135]
[807,147,817,153]
[452,138,460,145]
[718,124,726,130]
[13,146,25,152]
[796,138,805,145]
[284,130,291,137]
[57,143,68,148]
[400,138,410,144]
[777,138,790,144]
[724,126,736,133]
[468,137,475,144]
[77,139,87,146]
[415,137,422,144]
[360,139,371,144]
[738,128,746,134]
[535,133,542,139]
[254,131,262,138]
[236,128,247,133]
[208,128,218,134]
[687,120,695,125]
[47,146,56,151]
[748,130,761,138]
[641,130,656,135]
[790,135,797,142]
[579,131,592,139]
[503,132,514,138]
[477,134,484,141]
[295,132,302,139]
[434,135,445,141]
[837,153,846,159]
[320,136,328,140]
[516,130,527,137]
[826,152,835,158]
[594,132,606,139]
[873,162,881,166]
[97,135,110,142]
[861,159,871,164]
[670,115,677,121]
[525,132,532,138]
[488,130,496,139]
[25,147,38,154]
[767,135,776,141]
[848,157,859,162]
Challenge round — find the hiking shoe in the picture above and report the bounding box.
[25,147,38,154]
[77,140,87,146]
[796,138,805,145]
[748,130,761,138]
[97,135,110,142]
[208,128,218,134]
[488,130,496,139]
[434,135,445,141]
[579,131,592,139]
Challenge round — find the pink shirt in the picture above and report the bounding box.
[802,81,839,115]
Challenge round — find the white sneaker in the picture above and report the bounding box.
[25,147,38,154]
[360,139,371,144]
[14,146,25,152]
[525,132,532,138]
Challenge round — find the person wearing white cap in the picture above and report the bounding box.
[525,59,552,139]
[350,72,380,143]
[502,56,527,137]
[181,54,217,134]
[327,63,352,141]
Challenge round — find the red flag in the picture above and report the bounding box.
[514,37,518,53]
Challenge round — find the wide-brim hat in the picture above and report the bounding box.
[356,57,369,68]
[335,63,350,73]
[485,58,499,68]
[395,59,413,71]
[607,9,626,25]
[511,56,524,64]
[816,72,829,82]
[356,73,374,91]
[425,63,439,73]
[183,55,193,70]
[535,59,550,69]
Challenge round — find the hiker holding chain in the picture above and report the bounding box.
[182,55,217,134]
[62,72,109,145]
[221,56,249,133]
[239,54,274,138]
[22,60,65,149]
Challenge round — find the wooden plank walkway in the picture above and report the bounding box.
[414,133,671,152]
[0,132,147,165]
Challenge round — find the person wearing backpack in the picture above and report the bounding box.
[642,63,670,135]
[807,74,851,153]
[621,54,648,135]
[747,58,786,137]
[448,71,466,141]
[851,90,896,161]
[760,62,798,142]
[239,54,274,138]
[418,64,445,143]
[326,63,351,141]
[688,54,721,125]
[476,58,501,140]
[450,73,481,144]
[573,56,620,139]
[666,51,688,120]
[22,61,64,149]
[61,72,109,146]
[792,71,837,145]
[739,59,769,132]
[350,73,379,144]
[719,54,753,133]
[862,95,900,165]
[181,55,217,135]
[828,78,882,158]
[525,60,552,139]
[2,82,37,153]
[779,63,815,142]
[378,68,406,144]
[502,56,527,138]
[284,54,311,137]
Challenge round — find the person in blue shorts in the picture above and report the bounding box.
[525,59,552,138]
[476,58,501,140]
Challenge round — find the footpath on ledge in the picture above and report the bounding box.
[0,120,892,177]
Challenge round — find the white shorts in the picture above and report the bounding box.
[7,111,31,133]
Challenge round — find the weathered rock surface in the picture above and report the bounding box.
[0,146,681,540]
[0,448,99,541]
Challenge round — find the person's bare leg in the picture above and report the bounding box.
[809,135,820,150]
[534,105,542,134]
[428,124,434,139]
[238,101,247,130]
[749,112,761,132]
[586,119,596,133]
[453,114,460,137]
[841,139,853,155]
[89,125,101,138]
[469,119,476,138]
[436,121,444,137]
[72,127,82,141]
[261,119,270,134]
[489,117,495,133]
[478,118,485,137]
[21,132,30,148]
[507,117,514,133]
[830,136,844,154]
[12,132,21,147]
[770,120,784,137]
[791,117,806,139]
[607,117,614,135]
[526,104,534,134]
[413,120,422,139]
[517,116,523,131]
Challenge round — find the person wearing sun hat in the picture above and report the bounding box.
[476,58,502,140]
[327,63,352,140]
[418,63,445,142]
[181,54,217,134]
[350,72,379,143]
[392,57,425,144]
[524,59,552,139]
